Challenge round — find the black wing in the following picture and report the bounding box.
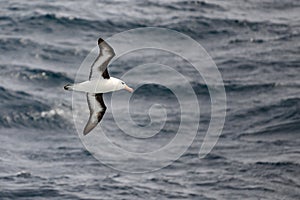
[83,93,107,135]
[88,38,115,80]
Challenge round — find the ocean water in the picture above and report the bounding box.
[0,0,300,199]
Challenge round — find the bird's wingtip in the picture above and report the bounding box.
[98,38,104,45]
[83,126,89,135]
[83,130,89,135]
[83,121,96,135]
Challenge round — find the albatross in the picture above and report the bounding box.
[64,38,133,135]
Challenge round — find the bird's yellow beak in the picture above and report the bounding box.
[124,85,134,93]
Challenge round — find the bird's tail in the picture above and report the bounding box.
[64,84,73,91]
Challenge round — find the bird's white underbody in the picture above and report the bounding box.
[68,77,133,93]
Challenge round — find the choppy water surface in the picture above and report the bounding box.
[0,0,299,199]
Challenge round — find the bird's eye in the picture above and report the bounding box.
[121,82,125,85]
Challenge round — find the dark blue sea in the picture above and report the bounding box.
[0,0,300,199]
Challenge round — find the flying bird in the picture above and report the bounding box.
[64,38,133,135]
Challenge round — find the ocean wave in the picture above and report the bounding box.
[248,120,300,137]
[0,64,72,87]
[219,59,258,72]
[175,0,226,10]
[25,13,97,29]
[228,30,300,44]
[273,31,300,42]
[0,37,40,52]
[131,83,178,99]
[255,161,300,167]
[0,36,88,63]
[2,8,289,43]
[165,15,290,40]
[257,0,300,10]
[141,0,226,12]
[15,13,146,33]
[236,97,300,122]
[0,86,71,129]
[0,188,61,199]
[0,86,31,102]
[230,97,300,141]
[132,80,269,97]
[225,82,276,93]
[0,105,71,130]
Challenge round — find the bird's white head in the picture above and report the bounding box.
[121,80,134,93]
[112,78,134,93]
